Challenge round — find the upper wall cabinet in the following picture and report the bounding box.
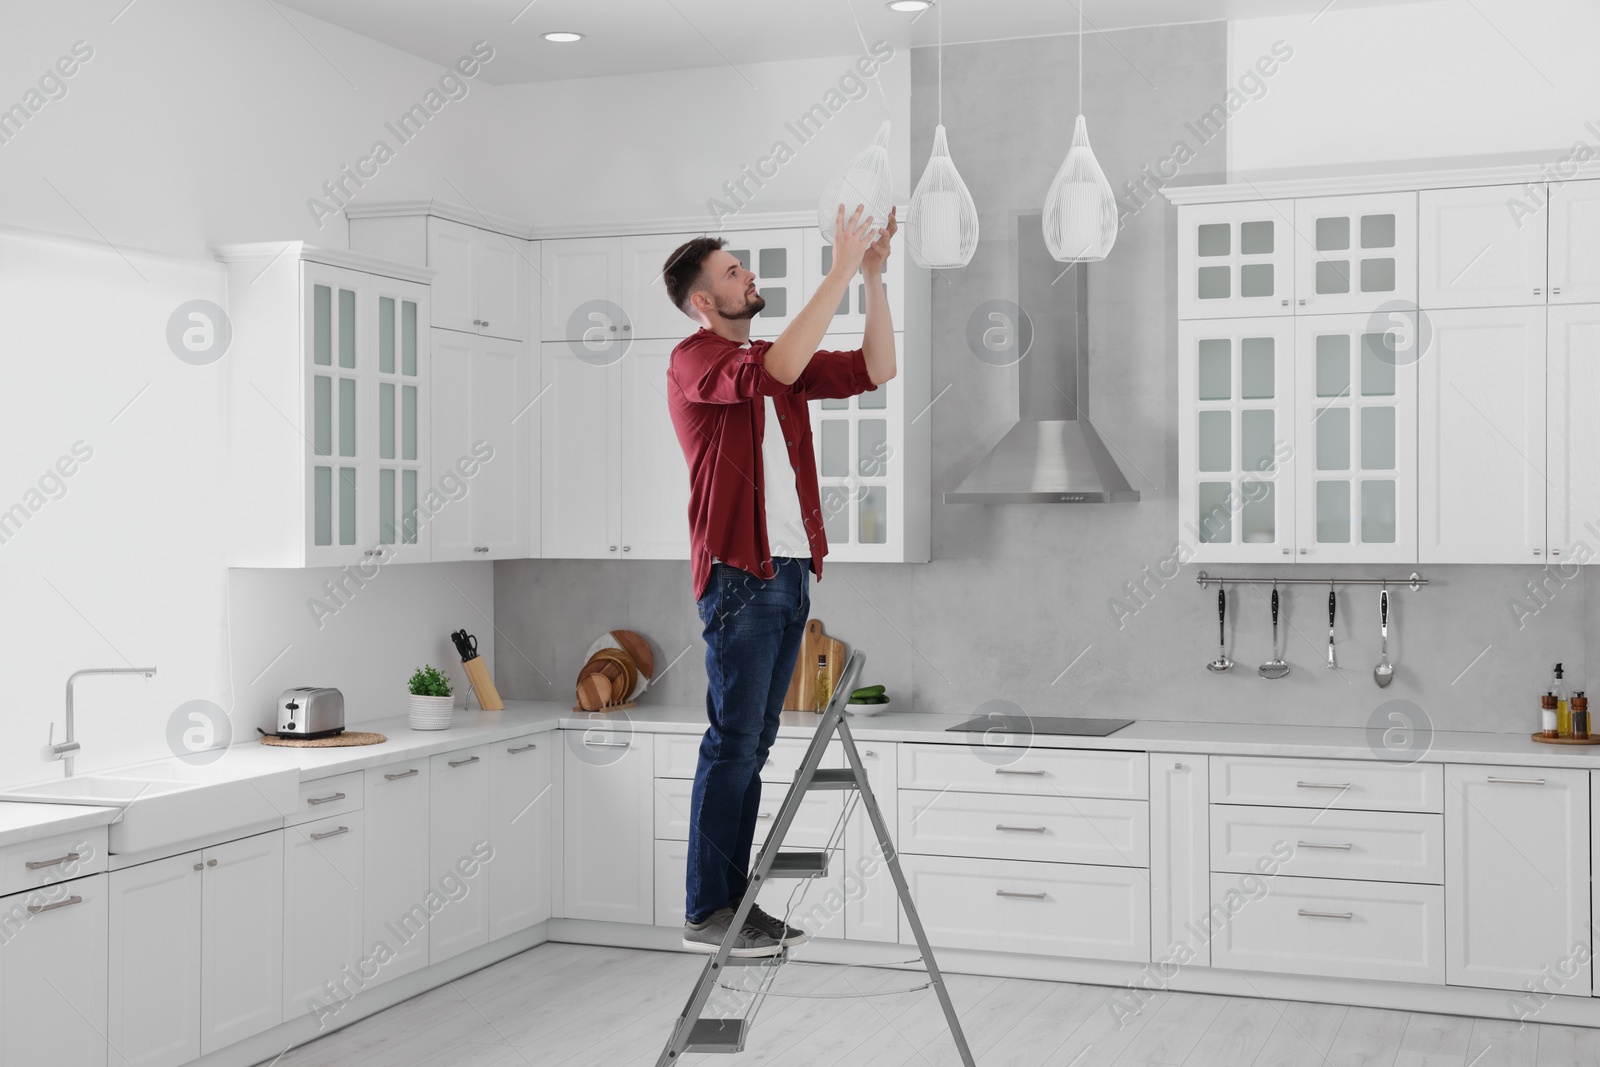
[424,218,529,341]
[219,245,432,568]
[621,232,703,341]
[1548,178,1600,304]
[1293,193,1417,315]
[1177,199,1295,319]
[1419,186,1547,309]
[1545,304,1600,559]
[541,238,626,342]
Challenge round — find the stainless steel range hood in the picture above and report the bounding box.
[943,216,1139,504]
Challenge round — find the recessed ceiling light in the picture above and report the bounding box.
[885,0,933,11]
[542,31,585,43]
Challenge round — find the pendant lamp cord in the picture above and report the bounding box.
[1077,1,1084,117]
[844,0,893,121]
[937,1,943,126]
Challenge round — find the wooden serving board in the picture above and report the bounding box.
[1531,732,1600,745]
[783,619,848,712]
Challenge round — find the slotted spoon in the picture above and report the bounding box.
[1259,583,1290,680]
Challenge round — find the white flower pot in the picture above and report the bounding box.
[408,693,455,731]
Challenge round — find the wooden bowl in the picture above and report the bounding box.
[588,647,638,698]
[579,656,626,692]
[576,673,612,712]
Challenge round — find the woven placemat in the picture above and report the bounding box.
[259,731,387,748]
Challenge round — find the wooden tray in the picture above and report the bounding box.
[1531,732,1600,745]
[571,701,637,713]
[783,619,847,712]
[260,731,386,748]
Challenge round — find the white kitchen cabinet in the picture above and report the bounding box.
[200,831,284,1053]
[427,217,528,341]
[1150,754,1209,968]
[1419,307,1547,563]
[1293,312,1418,563]
[802,228,905,336]
[489,735,554,939]
[283,813,365,1019]
[1445,765,1590,994]
[1420,185,1547,309]
[363,760,432,986]
[1294,192,1417,315]
[620,340,692,558]
[109,854,203,1067]
[542,238,624,341]
[1177,318,1296,560]
[220,244,433,567]
[1176,199,1296,319]
[844,742,899,943]
[539,343,619,557]
[621,231,704,341]
[429,744,493,962]
[2,873,108,1067]
[1547,304,1600,559]
[1549,179,1600,304]
[563,729,654,924]
[430,330,533,560]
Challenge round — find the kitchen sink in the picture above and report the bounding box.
[2,766,298,855]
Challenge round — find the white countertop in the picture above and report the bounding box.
[1,701,1589,848]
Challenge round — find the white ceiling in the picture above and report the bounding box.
[281,0,1433,84]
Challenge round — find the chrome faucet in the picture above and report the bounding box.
[52,667,157,777]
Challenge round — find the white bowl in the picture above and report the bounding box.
[846,699,891,717]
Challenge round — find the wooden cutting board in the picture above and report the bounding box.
[783,619,848,712]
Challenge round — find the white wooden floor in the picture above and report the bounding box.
[269,942,1598,1067]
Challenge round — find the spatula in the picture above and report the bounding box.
[1259,583,1290,679]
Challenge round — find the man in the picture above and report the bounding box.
[663,205,897,957]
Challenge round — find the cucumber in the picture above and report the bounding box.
[851,684,886,700]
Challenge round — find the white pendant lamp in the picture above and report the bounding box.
[907,2,979,268]
[818,118,895,243]
[1043,1,1118,263]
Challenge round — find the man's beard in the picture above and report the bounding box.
[716,290,765,321]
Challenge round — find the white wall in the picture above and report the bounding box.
[1229,0,1600,177]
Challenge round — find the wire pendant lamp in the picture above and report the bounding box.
[1043,1,1118,262]
[818,118,895,243]
[907,1,978,268]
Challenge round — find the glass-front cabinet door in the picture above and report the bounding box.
[802,229,904,336]
[373,282,429,559]
[1178,319,1296,561]
[725,229,805,340]
[807,331,905,563]
[1176,200,1295,319]
[1293,192,1418,315]
[304,265,366,568]
[1294,313,1418,563]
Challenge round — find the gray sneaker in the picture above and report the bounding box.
[682,908,781,957]
[739,901,809,947]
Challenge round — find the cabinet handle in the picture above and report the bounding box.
[1554,287,1562,295]
[1296,840,1354,850]
[757,812,773,820]
[864,749,878,758]
[1534,288,1542,296]
[482,320,490,328]
[1534,549,1543,556]
[1280,299,1288,306]
[1295,781,1350,790]
[474,546,490,553]
[27,895,83,915]
[1486,776,1545,785]
[472,319,482,326]
[1299,548,1309,554]
[508,743,538,753]
[995,889,1048,900]
[194,862,203,871]
[623,324,631,331]
[1297,909,1354,920]
[623,545,631,552]
[609,545,618,552]
[1553,549,1562,556]
[207,859,217,867]
[1298,298,1307,306]
[448,755,481,767]
[307,792,346,805]
[310,825,350,841]
[583,739,630,749]
[995,824,1048,834]
[994,768,1045,777]
[384,768,420,780]
[24,852,80,870]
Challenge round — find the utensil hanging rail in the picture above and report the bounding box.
[1195,571,1428,591]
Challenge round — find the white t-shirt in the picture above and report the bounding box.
[762,394,807,558]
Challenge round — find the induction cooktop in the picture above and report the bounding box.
[945,715,1133,737]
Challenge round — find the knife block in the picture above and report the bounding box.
[463,657,504,711]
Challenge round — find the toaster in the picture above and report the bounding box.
[276,687,345,739]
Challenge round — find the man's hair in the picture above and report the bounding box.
[663,236,727,314]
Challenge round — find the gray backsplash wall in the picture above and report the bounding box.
[495,24,1591,735]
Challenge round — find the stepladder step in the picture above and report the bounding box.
[685,1017,747,1053]
[803,768,858,791]
[766,851,829,878]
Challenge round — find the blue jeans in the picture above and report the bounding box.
[686,557,811,924]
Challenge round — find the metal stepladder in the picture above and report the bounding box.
[656,652,976,1066]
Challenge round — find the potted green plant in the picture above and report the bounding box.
[408,665,454,730]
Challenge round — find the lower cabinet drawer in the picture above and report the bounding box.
[1211,805,1444,884]
[653,777,842,848]
[897,855,1150,962]
[1209,873,1444,984]
[898,790,1149,867]
[290,771,364,826]
[1210,755,1442,813]
[1,827,109,895]
[900,743,1147,799]
[652,839,846,940]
